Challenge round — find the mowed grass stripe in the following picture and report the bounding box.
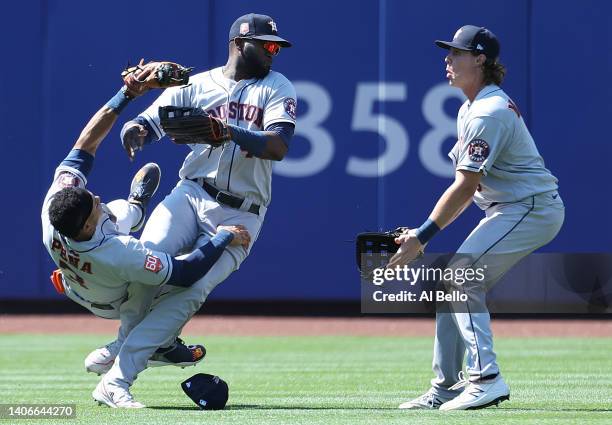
[0,334,610,425]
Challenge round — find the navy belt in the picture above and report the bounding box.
[67,283,120,311]
[191,179,260,215]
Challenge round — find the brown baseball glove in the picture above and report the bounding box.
[121,59,193,97]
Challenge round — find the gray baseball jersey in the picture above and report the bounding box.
[139,67,297,207]
[449,84,558,210]
[41,165,173,307]
[430,84,564,395]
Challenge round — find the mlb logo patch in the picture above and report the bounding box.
[240,22,249,35]
[144,255,163,273]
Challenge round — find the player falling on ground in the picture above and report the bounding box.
[389,25,564,410]
[41,61,250,408]
[87,13,297,404]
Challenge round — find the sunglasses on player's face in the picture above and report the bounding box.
[238,37,281,56]
[261,41,281,56]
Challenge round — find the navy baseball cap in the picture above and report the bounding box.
[181,373,229,410]
[435,25,500,60]
[229,13,292,47]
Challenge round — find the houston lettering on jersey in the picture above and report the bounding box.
[207,102,264,128]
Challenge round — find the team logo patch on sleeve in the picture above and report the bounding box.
[57,172,79,188]
[144,255,163,273]
[283,98,297,120]
[468,139,490,162]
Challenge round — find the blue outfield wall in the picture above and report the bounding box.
[0,0,610,301]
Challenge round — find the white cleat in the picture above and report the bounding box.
[92,380,145,409]
[85,340,121,375]
[398,388,453,410]
[439,376,510,411]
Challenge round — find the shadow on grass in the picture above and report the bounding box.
[500,407,612,413]
[147,404,397,411]
[147,404,612,413]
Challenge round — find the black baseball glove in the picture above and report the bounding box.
[159,106,231,146]
[356,227,409,279]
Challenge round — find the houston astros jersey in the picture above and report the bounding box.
[41,165,173,305]
[449,85,558,210]
[139,67,297,207]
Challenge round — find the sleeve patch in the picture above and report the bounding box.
[57,172,80,188]
[283,98,297,120]
[144,255,164,273]
[468,139,489,162]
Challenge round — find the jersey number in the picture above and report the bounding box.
[59,260,88,289]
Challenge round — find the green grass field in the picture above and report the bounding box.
[0,334,610,424]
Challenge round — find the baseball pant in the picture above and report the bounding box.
[431,191,564,398]
[104,179,265,388]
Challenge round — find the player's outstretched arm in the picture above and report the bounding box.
[165,225,251,288]
[72,95,128,157]
[388,170,481,268]
[428,170,481,230]
[59,87,137,176]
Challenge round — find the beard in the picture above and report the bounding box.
[241,48,271,79]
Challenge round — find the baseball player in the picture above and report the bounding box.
[390,25,564,410]
[91,13,296,402]
[41,62,251,408]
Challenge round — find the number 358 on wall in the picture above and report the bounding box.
[274,82,463,178]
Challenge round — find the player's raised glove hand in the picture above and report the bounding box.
[121,121,149,161]
[121,59,193,98]
[159,106,231,147]
[387,229,424,269]
[217,225,251,248]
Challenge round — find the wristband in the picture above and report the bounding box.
[227,124,267,156]
[105,87,132,114]
[415,219,440,245]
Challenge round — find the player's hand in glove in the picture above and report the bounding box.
[217,225,251,248]
[121,59,193,98]
[387,229,425,269]
[159,106,231,146]
[121,122,149,161]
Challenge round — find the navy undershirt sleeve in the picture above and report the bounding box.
[265,122,295,147]
[166,230,234,287]
[60,149,95,177]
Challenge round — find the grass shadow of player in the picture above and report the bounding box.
[147,404,397,411]
[499,407,612,413]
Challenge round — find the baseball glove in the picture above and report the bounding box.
[121,59,193,97]
[159,106,231,146]
[356,227,411,279]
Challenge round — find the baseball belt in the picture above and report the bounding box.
[190,179,260,215]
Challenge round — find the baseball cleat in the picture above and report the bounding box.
[85,340,121,376]
[147,337,206,368]
[127,162,161,232]
[92,379,145,409]
[439,376,510,411]
[398,388,454,410]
